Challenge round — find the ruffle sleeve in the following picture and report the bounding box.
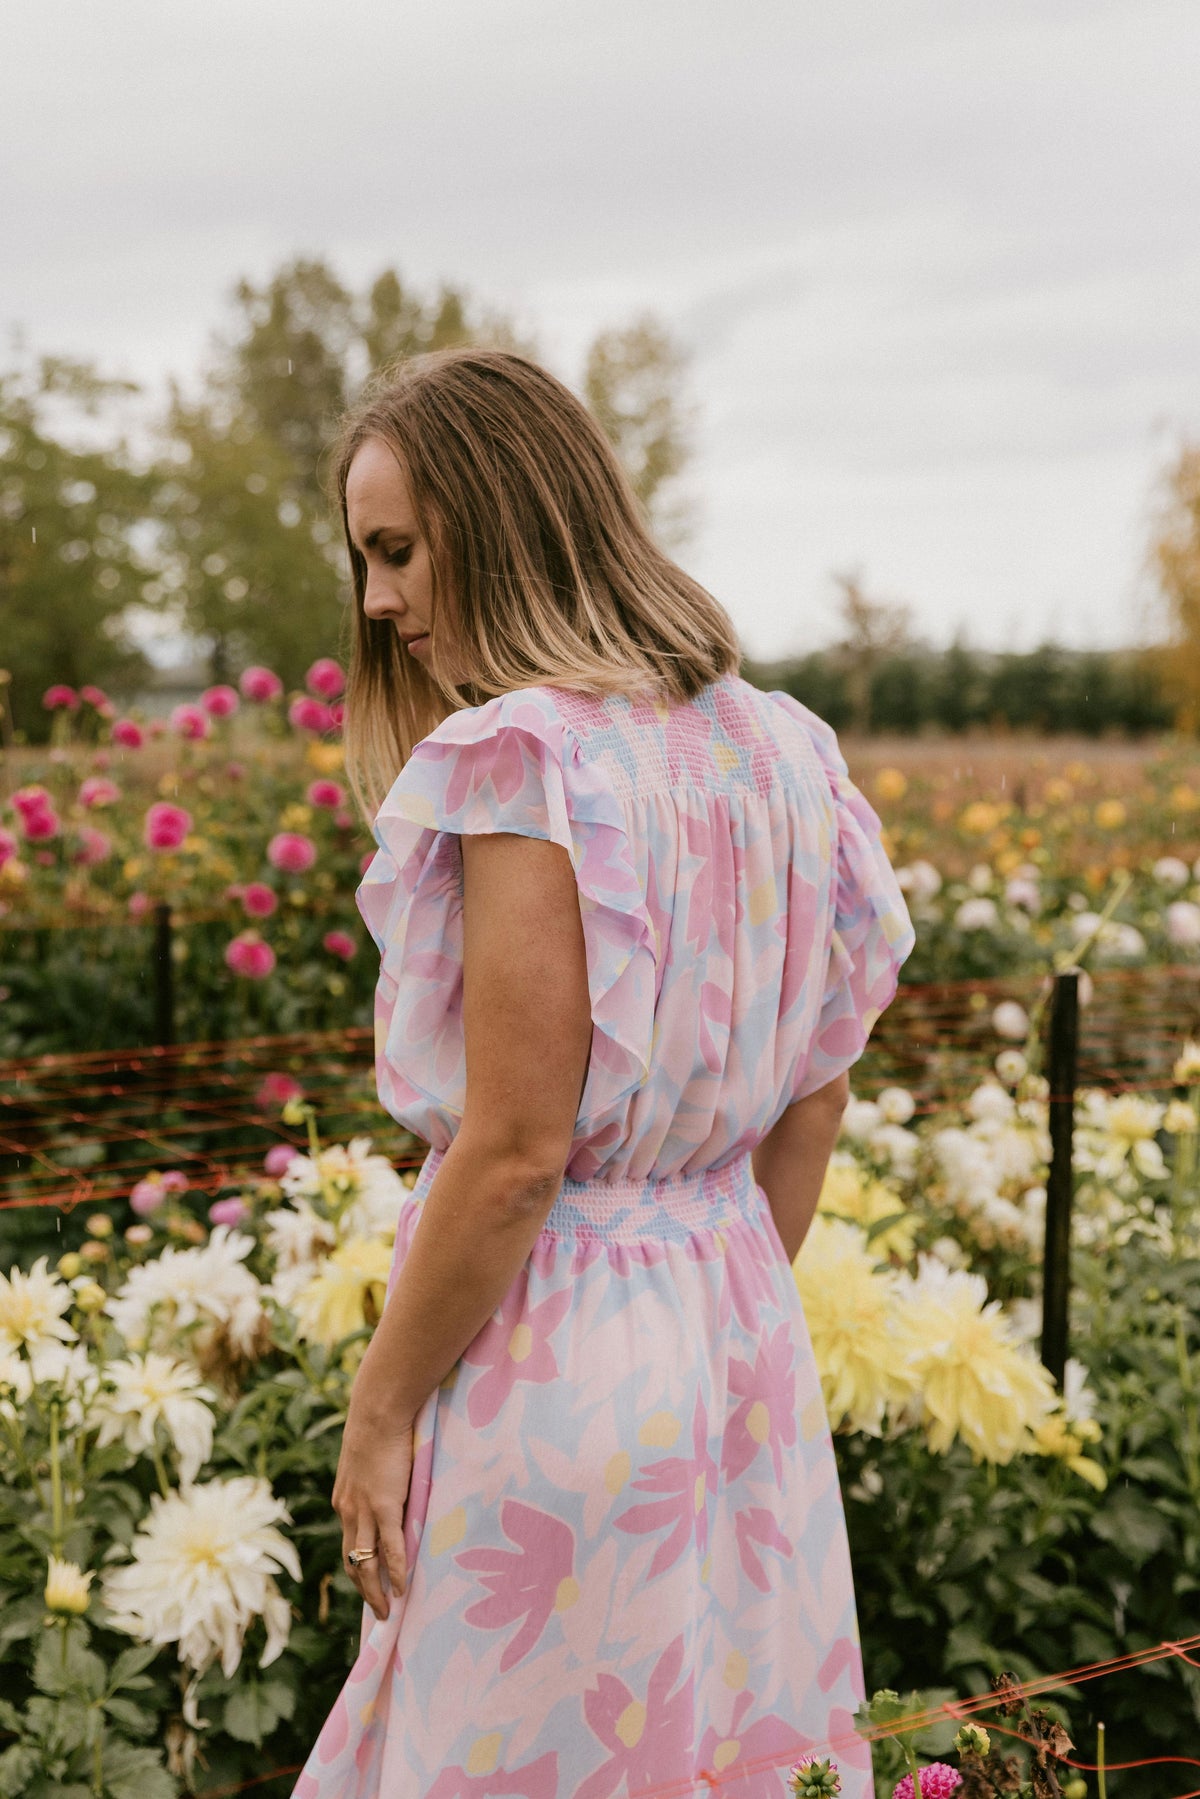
[769,691,915,1101]
[354,688,657,1149]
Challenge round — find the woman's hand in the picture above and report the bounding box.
[332,1379,416,1623]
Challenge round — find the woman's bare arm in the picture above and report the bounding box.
[750,1071,850,1263]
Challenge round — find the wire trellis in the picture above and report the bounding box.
[4,965,1200,1217]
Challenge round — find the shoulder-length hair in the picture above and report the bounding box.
[324,346,743,826]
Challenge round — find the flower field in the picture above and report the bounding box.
[3,1046,1200,1793]
[6,682,1200,1054]
[5,681,1200,1791]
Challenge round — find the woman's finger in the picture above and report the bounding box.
[350,1506,389,1621]
[375,1501,407,1600]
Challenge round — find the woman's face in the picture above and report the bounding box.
[345,436,441,663]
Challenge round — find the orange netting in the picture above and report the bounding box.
[5,966,1200,1215]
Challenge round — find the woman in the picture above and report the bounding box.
[292,347,914,1798]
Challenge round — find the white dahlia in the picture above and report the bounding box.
[280,1134,405,1238]
[94,1353,217,1484]
[100,1474,300,1677]
[106,1226,266,1359]
[0,1256,77,1358]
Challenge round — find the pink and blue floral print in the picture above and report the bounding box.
[293,672,913,1797]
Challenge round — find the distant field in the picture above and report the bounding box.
[840,731,1200,877]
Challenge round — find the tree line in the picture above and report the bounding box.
[0,257,695,743]
[2,252,1199,743]
[743,640,1170,737]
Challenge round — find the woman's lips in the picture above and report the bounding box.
[405,634,429,653]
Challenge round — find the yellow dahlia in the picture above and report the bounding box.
[793,1217,919,1436]
[906,1257,1056,1463]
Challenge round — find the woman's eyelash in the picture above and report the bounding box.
[386,547,412,567]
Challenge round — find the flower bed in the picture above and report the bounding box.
[3,1043,1199,1794]
[6,692,1200,1056]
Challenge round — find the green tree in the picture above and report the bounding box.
[0,351,156,739]
[145,390,341,688]
[583,312,700,549]
[157,262,699,682]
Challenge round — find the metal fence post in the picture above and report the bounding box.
[153,901,175,1047]
[1041,967,1079,1387]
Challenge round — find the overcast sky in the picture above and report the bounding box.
[5,0,1199,661]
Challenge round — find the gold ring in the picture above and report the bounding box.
[346,1546,378,1568]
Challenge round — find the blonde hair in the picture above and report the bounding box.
[325,346,742,825]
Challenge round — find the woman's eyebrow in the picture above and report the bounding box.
[350,524,405,553]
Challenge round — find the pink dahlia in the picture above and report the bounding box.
[200,683,240,718]
[257,1071,302,1108]
[322,929,356,961]
[263,1143,301,1177]
[224,760,246,781]
[79,684,109,708]
[305,657,345,699]
[891,1767,962,1799]
[267,831,316,874]
[306,778,344,809]
[111,718,144,749]
[144,802,193,851]
[789,1758,841,1798]
[21,806,61,842]
[127,891,152,919]
[170,703,210,740]
[329,701,345,729]
[72,826,114,867]
[288,695,334,734]
[11,785,53,819]
[208,1196,249,1227]
[225,932,276,979]
[78,776,121,808]
[43,684,78,710]
[239,665,283,703]
[0,827,17,867]
[241,882,278,918]
[128,1170,187,1217]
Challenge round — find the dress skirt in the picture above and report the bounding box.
[291,1148,876,1799]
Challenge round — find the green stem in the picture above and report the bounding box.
[894,1732,922,1790]
[1171,1122,1196,1260]
[1175,1309,1200,1499]
[1096,1721,1107,1799]
[49,1400,64,1554]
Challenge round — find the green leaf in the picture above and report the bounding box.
[0,1593,47,1656]
[103,1695,156,1736]
[0,1746,40,1799]
[99,1738,178,1799]
[107,1642,161,1690]
[33,1627,106,1700]
[1091,1487,1173,1566]
[944,1624,998,1672]
[221,1677,296,1746]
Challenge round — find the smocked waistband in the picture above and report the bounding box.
[409,1147,763,1244]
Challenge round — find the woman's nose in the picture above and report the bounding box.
[363,571,398,620]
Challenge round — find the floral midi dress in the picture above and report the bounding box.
[292,671,914,1799]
